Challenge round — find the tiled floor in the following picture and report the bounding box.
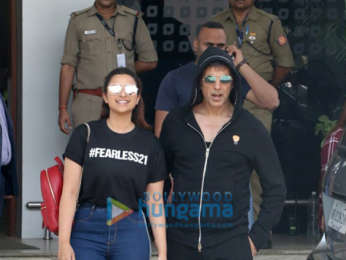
[0,234,315,259]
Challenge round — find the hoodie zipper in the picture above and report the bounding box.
[187,120,232,253]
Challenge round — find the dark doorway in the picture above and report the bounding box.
[255,0,346,237]
[0,0,21,238]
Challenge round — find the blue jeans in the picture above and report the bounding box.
[70,205,151,260]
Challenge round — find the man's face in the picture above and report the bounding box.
[200,65,233,108]
[96,0,116,8]
[193,28,227,58]
[229,0,254,11]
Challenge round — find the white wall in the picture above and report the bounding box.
[22,0,91,238]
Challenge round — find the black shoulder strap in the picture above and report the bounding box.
[267,20,274,50]
[132,15,139,51]
[83,123,91,143]
[95,13,115,37]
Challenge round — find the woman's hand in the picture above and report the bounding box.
[146,181,167,260]
[248,236,257,256]
[58,242,75,260]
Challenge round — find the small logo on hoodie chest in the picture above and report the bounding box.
[232,135,240,145]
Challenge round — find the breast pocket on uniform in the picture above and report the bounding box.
[244,24,272,56]
[80,31,102,57]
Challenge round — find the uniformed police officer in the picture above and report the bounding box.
[58,0,157,134]
[212,0,295,235]
[212,0,295,129]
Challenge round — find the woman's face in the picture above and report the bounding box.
[103,74,140,115]
[200,65,233,108]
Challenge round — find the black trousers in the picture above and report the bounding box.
[167,235,253,260]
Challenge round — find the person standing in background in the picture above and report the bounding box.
[58,0,157,133]
[0,94,18,220]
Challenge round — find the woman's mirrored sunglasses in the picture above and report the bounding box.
[108,84,138,95]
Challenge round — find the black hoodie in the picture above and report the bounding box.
[160,47,286,252]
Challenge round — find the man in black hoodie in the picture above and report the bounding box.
[160,46,286,259]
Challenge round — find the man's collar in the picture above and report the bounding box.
[226,6,259,23]
[87,4,126,17]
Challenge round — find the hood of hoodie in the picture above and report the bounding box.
[190,46,243,122]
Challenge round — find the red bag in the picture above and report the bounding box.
[40,157,64,235]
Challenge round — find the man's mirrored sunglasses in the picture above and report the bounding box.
[204,75,233,84]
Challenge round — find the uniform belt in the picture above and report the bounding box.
[73,87,103,97]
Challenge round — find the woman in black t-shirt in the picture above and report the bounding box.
[58,68,167,260]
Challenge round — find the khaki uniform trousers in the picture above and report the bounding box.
[71,93,103,128]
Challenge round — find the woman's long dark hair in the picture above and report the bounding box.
[100,67,151,130]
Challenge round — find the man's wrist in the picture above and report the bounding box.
[236,58,247,71]
[270,80,280,87]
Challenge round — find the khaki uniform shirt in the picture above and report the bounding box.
[212,7,295,131]
[61,4,157,91]
[212,6,294,82]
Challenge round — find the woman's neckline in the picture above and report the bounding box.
[104,119,137,136]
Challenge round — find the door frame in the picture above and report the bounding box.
[9,0,22,238]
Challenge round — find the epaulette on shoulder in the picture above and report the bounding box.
[120,5,141,17]
[71,6,92,17]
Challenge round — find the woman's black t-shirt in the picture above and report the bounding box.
[64,119,167,210]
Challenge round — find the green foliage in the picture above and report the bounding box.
[315,115,337,138]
